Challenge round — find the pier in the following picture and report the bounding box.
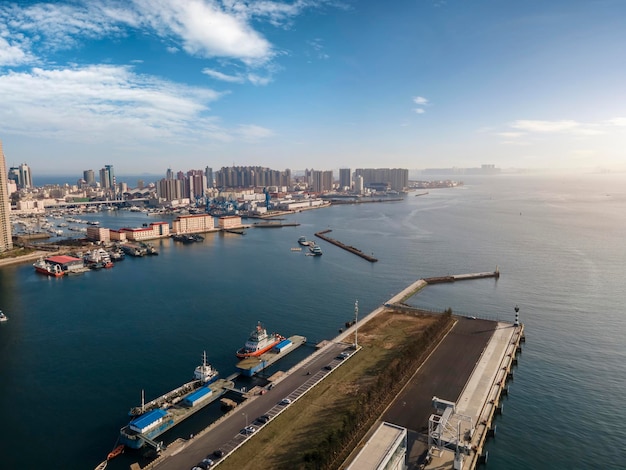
[252,222,301,228]
[314,229,378,262]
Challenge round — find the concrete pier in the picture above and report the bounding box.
[314,229,378,262]
[423,321,524,469]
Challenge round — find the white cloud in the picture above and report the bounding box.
[132,0,273,63]
[605,117,626,127]
[307,38,330,60]
[0,36,31,66]
[203,68,245,83]
[0,64,227,143]
[413,96,429,105]
[236,124,274,141]
[511,120,581,133]
[497,132,524,138]
[414,108,425,114]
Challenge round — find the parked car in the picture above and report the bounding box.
[280,398,292,405]
[256,414,270,424]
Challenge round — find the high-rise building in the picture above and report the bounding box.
[339,168,351,190]
[187,169,207,199]
[0,140,13,252]
[354,168,408,192]
[18,163,32,189]
[312,170,333,193]
[205,167,214,188]
[83,169,95,186]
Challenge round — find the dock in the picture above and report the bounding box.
[120,378,234,450]
[314,229,378,262]
[236,335,307,376]
[424,267,500,284]
[253,222,301,228]
[424,322,525,469]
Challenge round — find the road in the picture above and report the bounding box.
[151,341,349,470]
[382,317,497,467]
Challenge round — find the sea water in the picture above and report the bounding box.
[1,173,625,469]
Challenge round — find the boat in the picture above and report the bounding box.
[33,258,64,277]
[120,354,230,449]
[236,322,285,358]
[309,244,323,256]
[128,352,219,417]
[84,248,114,268]
[298,236,312,246]
[0,310,7,322]
[106,444,124,460]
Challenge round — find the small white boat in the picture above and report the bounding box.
[0,310,7,322]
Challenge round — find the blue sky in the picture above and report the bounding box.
[1,0,625,175]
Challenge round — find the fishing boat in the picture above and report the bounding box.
[107,444,124,460]
[236,322,284,358]
[33,258,64,277]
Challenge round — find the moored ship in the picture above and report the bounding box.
[236,322,284,358]
[33,258,64,277]
[298,236,312,247]
[309,244,323,256]
[120,352,229,450]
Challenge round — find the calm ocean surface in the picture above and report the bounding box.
[1,174,625,469]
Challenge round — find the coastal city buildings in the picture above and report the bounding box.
[0,140,13,251]
[8,163,33,189]
[354,168,409,192]
[83,169,95,186]
[312,170,334,193]
[339,168,351,190]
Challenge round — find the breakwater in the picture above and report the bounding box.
[314,229,378,262]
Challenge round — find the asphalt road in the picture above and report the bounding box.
[152,341,348,470]
[382,317,497,467]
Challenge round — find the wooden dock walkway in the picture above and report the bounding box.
[314,229,378,262]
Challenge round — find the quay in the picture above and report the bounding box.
[314,229,378,262]
[140,270,521,470]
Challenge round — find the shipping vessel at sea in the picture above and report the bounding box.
[236,322,285,358]
[119,352,233,450]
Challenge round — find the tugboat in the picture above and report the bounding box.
[236,322,284,358]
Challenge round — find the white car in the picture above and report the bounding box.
[280,398,292,405]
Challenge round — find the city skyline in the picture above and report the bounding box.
[1,1,625,173]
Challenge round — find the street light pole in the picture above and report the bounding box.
[354,300,359,349]
[243,412,248,428]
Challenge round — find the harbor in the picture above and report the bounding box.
[137,270,521,470]
[4,175,619,470]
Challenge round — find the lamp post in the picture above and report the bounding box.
[243,412,248,428]
[354,300,359,349]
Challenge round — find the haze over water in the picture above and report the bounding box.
[1,174,625,469]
